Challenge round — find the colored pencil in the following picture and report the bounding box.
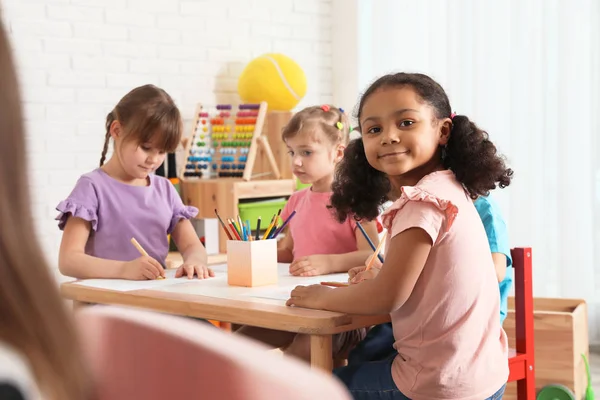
[267,213,281,239]
[255,217,261,240]
[245,220,252,241]
[320,281,349,287]
[356,221,384,263]
[229,218,242,238]
[262,214,277,240]
[266,218,279,239]
[240,220,247,240]
[271,210,296,238]
[228,220,242,240]
[237,215,244,237]
[226,224,238,240]
[365,235,386,271]
[214,209,233,240]
[130,237,165,279]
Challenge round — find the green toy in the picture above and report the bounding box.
[582,353,595,400]
[536,384,575,400]
[536,353,595,400]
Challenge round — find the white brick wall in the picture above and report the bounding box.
[2,0,333,277]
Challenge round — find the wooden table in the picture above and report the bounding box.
[61,261,388,371]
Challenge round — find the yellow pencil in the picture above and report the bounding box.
[130,237,165,280]
[365,235,386,271]
[261,214,276,240]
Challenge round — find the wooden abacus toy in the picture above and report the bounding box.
[180,102,281,182]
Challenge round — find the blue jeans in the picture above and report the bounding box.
[334,356,506,400]
[348,323,395,365]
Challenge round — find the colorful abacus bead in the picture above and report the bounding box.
[239,104,260,110]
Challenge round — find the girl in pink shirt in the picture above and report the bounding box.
[286,73,513,400]
[237,105,379,363]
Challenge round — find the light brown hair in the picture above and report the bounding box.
[100,84,183,166]
[282,105,350,146]
[0,17,92,400]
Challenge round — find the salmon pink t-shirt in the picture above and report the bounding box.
[281,188,357,259]
[381,170,508,400]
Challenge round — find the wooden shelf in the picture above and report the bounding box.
[181,178,296,253]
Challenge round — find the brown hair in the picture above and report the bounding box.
[282,105,351,146]
[0,19,92,400]
[100,84,183,166]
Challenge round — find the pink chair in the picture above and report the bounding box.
[75,306,351,400]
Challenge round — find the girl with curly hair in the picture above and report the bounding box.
[286,73,513,400]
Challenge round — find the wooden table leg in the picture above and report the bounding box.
[310,334,333,371]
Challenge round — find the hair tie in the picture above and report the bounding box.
[450,112,456,119]
[321,105,330,112]
[336,122,343,130]
[339,107,344,113]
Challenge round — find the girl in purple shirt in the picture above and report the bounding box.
[56,85,213,281]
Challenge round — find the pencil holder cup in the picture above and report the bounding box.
[227,239,278,287]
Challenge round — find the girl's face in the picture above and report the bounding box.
[360,86,451,187]
[118,139,167,180]
[111,121,167,181]
[285,129,344,187]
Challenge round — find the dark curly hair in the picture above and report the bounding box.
[330,72,513,222]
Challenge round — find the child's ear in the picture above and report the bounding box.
[438,118,452,146]
[109,120,122,140]
[335,144,346,163]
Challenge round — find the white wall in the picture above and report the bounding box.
[333,0,600,345]
[1,0,333,280]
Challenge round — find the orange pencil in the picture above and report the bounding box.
[320,281,349,287]
[365,235,386,271]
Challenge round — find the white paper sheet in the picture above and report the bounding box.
[150,264,349,303]
[70,268,214,292]
[241,275,349,301]
[70,263,349,301]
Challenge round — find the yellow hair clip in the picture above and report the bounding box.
[336,122,343,130]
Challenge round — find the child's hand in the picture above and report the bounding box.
[346,253,383,283]
[122,256,165,280]
[289,255,331,276]
[350,267,381,284]
[175,262,215,279]
[348,265,366,282]
[286,284,331,309]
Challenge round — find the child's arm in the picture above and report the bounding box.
[287,227,432,315]
[171,219,214,279]
[59,217,164,280]
[492,253,507,282]
[289,219,379,276]
[277,227,294,262]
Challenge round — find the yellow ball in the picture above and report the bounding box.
[237,53,307,111]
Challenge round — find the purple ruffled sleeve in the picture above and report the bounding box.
[167,183,198,234]
[55,176,99,231]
